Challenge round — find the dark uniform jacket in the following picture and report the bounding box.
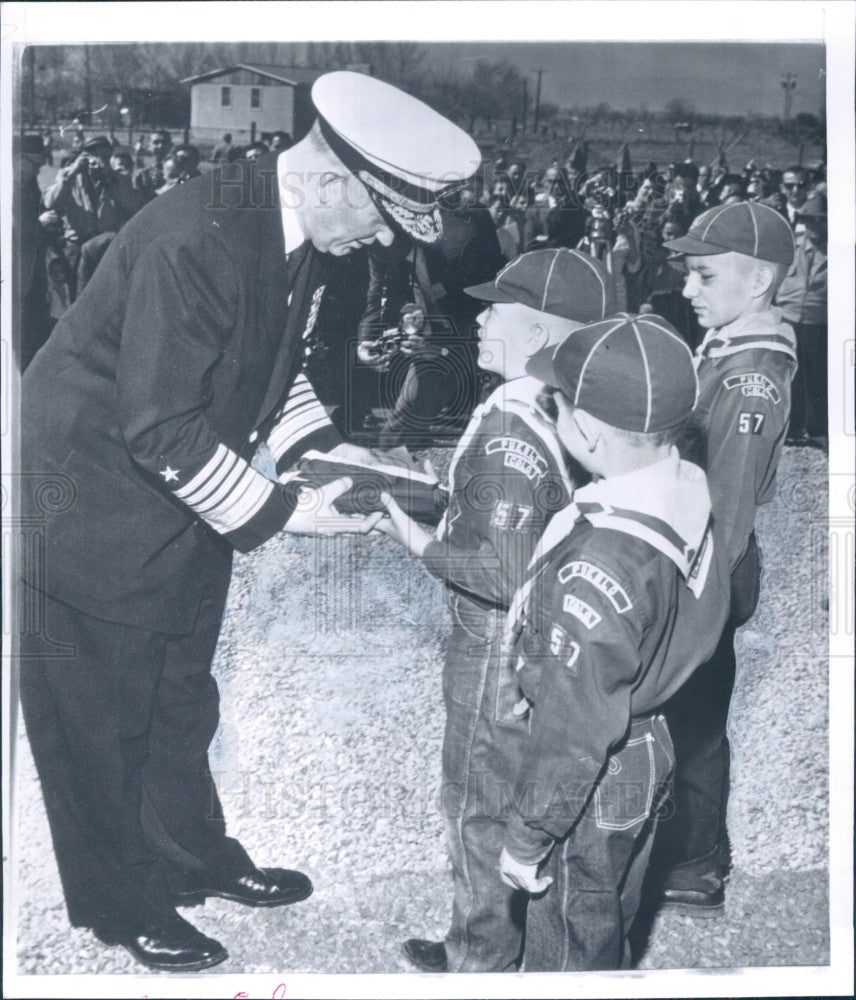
[677,309,796,572]
[22,154,341,633]
[422,377,574,609]
[502,452,730,863]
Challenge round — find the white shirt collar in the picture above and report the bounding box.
[483,375,546,411]
[533,448,712,579]
[276,151,307,255]
[575,448,711,549]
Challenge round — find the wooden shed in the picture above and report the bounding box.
[181,64,325,145]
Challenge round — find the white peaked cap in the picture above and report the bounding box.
[311,71,481,242]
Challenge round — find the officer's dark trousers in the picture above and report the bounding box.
[441,595,529,973]
[19,586,250,938]
[659,535,761,870]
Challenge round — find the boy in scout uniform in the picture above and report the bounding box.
[498,314,730,970]
[377,250,615,972]
[656,202,797,913]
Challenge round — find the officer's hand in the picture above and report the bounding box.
[375,492,431,557]
[326,443,383,467]
[499,847,553,893]
[284,477,384,536]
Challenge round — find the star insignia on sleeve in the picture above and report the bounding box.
[159,466,180,483]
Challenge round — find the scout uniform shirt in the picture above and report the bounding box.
[501,449,730,864]
[421,376,574,608]
[678,308,797,571]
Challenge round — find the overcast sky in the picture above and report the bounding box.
[427,42,825,118]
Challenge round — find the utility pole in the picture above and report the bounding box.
[533,68,545,134]
[780,72,797,123]
[84,44,93,123]
[23,45,36,123]
[521,77,529,134]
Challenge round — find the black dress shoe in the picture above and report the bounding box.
[402,937,448,972]
[172,866,313,908]
[97,913,228,972]
[660,882,725,916]
[660,862,725,917]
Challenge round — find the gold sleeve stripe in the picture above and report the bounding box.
[175,442,275,534]
[267,373,332,461]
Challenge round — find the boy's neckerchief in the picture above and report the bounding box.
[694,308,797,368]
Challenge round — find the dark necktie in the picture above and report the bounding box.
[285,243,310,292]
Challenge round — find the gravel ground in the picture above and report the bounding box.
[12,443,831,981]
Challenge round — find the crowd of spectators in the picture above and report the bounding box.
[18,127,282,369]
[462,148,826,446]
[469,149,825,335]
[18,127,828,450]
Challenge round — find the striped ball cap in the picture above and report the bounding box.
[663,201,794,265]
[527,313,698,432]
[464,249,615,323]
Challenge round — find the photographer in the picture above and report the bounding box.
[577,204,639,311]
[42,134,145,291]
[357,201,504,449]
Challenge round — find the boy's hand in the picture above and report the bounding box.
[375,492,432,557]
[284,477,384,535]
[499,847,553,893]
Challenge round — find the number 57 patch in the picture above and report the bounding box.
[737,411,765,435]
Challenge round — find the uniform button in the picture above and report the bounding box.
[249,430,259,443]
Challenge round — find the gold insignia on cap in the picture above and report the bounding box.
[379,199,443,243]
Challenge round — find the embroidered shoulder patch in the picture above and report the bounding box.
[484,437,548,481]
[723,372,781,404]
[562,593,602,630]
[557,561,632,613]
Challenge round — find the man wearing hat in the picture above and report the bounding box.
[496,313,730,969]
[42,133,145,288]
[20,71,478,972]
[376,249,616,972]
[775,193,828,448]
[655,201,797,913]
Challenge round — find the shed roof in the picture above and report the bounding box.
[181,64,325,87]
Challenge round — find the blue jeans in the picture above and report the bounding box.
[523,714,674,971]
[440,594,530,972]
